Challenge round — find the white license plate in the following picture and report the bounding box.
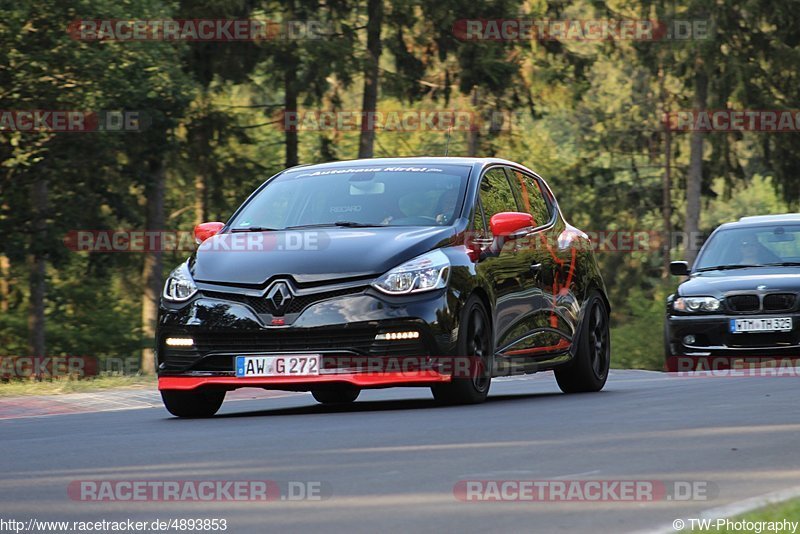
[235,355,320,377]
[730,317,793,333]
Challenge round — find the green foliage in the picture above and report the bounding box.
[610,281,671,370]
[46,259,142,363]
[689,497,800,533]
[703,175,790,231]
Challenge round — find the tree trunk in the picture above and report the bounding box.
[659,63,672,278]
[281,0,299,168]
[193,113,208,226]
[684,57,707,267]
[284,54,299,167]
[0,254,9,313]
[28,176,47,372]
[358,0,383,159]
[194,172,206,226]
[140,158,165,375]
[662,125,672,276]
[467,87,481,157]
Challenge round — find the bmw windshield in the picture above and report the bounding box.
[694,224,800,272]
[229,164,470,230]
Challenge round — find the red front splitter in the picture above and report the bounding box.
[158,371,452,391]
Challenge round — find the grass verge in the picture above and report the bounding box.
[0,375,156,397]
[683,497,800,532]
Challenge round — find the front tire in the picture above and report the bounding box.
[555,293,610,393]
[432,295,493,405]
[161,389,225,418]
[312,388,360,404]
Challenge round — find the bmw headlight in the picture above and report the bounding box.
[673,296,720,312]
[162,262,198,302]
[372,250,451,295]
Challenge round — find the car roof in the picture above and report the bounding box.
[719,213,800,229]
[285,156,531,173]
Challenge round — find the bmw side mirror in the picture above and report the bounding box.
[194,221,225,244]
[669,261,689,276]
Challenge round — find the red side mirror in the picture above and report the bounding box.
[489,212,533,237]
[194,222,224,244]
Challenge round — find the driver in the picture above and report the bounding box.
[434,187,460,225]
[737,236,779,264]
[379,187,460,225]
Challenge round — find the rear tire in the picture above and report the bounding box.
[161,389,225,418]
[555,293,610,393]
[312,388,360,404]
[432,295,493,405]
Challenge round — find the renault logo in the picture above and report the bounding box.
[265,281,293,315]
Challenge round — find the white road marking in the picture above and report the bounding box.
[0,390,306,420]
[553,470,601,480]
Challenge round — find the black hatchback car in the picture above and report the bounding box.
[666,214,800,371]
[157,157,610,417]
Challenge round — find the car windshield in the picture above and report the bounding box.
[228,163,470,230]
[693,223,800,271]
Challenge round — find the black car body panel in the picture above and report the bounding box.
[192,226,457,285]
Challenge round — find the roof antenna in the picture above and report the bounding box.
[444,126,452,156]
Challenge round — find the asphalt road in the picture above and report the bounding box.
[1,369,799,533]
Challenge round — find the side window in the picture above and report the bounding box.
[472,198,487,239]
[507,170,552,227]
[479,169,517,236]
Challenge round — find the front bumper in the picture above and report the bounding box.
[156,282,461,391]
[666,313,800,358]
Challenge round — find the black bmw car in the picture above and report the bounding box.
[157,157,610,417]
[666,214,800,372]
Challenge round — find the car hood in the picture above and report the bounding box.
[191,226,456,286]
[679,267,800,297]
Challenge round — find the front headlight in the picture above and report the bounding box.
[162,262,198,302]
[372,249,451,295]
[673,296,720,312]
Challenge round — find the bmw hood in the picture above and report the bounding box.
[679,267,800,297]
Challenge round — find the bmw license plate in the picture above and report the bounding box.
[236,355,320,377]
[730,317,792,333]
